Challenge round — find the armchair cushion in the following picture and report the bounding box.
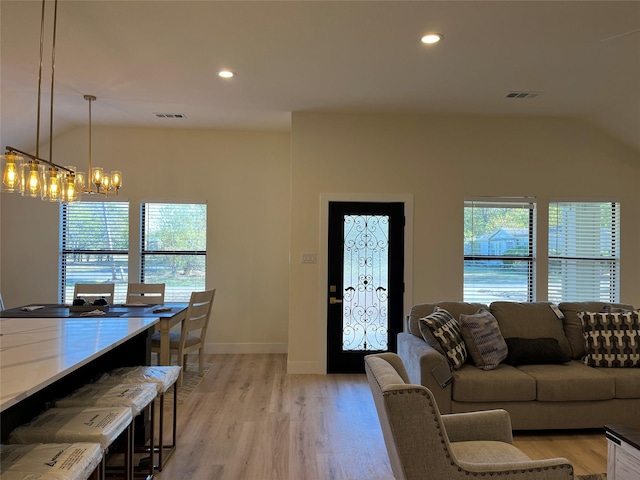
[451,440,532,464]
[441,409,513,444]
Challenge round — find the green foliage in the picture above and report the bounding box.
[464,206,530,243]
[144,203,207,278]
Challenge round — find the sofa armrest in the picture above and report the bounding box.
[397,332,453,413]
[442,409,513,444]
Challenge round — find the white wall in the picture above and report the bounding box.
[287,112,640,373]
[2,114,639,370]
[0,126,292,354]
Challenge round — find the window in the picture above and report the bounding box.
[141,203,207,301]
[548,201,620,302]
[464,198,536,304]
[60,201,129,304]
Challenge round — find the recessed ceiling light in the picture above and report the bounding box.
[421,33,443,44]
[218,70,235,79]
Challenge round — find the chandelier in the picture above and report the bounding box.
[0,0,122,203]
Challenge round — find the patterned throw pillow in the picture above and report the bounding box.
[459,308,508,370]
[578,310,640,368]
[419,308,467,370]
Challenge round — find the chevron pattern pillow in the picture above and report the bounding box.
[578,310,640,367]
[419,308,467,370]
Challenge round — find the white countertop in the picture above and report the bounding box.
[0,316,158,412]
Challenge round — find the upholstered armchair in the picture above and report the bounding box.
[364,353,574,480]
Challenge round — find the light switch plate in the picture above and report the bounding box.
[301,252,317,264]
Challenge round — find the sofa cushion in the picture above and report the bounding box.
[419,308,467,371]
[490,301,572,359]
[408,302,488,338]
[598,368,640,398]
[504,337,571,366]
[459,308,508,370]
[579,310,640,368]
[517,361,615,401]
[559,302,635,359]
[452,364,536,402]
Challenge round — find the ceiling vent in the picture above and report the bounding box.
[154,113,186,119]
[505,91,542,99]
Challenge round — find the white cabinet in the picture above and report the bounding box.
[608,431,640,480]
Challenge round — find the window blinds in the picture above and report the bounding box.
[140,203,207,302]
[548,201,620,302]
[60,202,129,303]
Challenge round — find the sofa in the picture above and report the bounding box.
[397,301,640,430]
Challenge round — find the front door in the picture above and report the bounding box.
[327,201,405,373]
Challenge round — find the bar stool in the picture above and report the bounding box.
[54,382,158,479]
[97,366,181,472]
[0,442,103,480]
[8,406,133,480]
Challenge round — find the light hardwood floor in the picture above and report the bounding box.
[155,353,608,479]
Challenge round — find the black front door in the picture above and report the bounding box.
[327,201,405,373]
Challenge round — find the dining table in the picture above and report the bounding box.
[0,302,189,366]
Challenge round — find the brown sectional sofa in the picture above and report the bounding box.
[397,301,640,430]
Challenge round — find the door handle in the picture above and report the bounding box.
[329,297,343,304]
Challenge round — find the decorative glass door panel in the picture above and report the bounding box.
[342,214,389,351]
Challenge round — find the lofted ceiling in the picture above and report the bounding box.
[1,0,639,156]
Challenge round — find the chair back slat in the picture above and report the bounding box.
[180,289,216,347]
[73,283,115,304]
[126,283,165,304]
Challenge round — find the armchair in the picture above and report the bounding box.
[364,352,574,479]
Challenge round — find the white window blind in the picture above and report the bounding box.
[60,201,129,304]
[141,203,207,302]
[548,201,620,302]
[464,198,536,303]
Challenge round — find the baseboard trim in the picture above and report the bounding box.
[286,360,322,374]
[204,342,288,354]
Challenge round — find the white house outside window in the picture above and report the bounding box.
[464,198,536,304]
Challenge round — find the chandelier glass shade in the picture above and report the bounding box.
[1,0,122,203]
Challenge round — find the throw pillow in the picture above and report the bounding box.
[418,308,467,370]
[459,308,508,370]
[601,304,633,314]
[578,310,640,368]
[504,337,571,366]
